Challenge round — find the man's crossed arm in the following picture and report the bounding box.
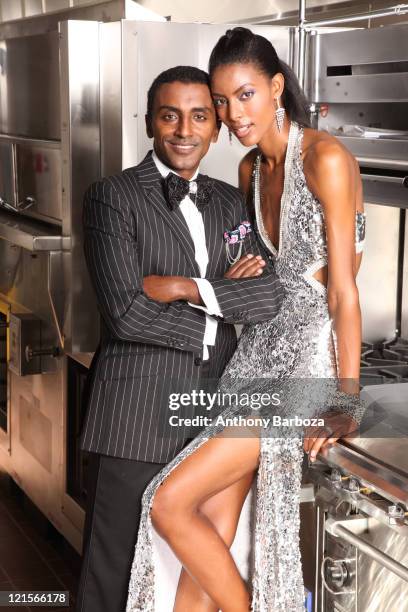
[83,178,284,353]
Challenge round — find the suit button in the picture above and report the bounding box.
[194,357,202,366]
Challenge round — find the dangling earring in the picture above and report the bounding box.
[228,128,233,145]
[275,97,285,133]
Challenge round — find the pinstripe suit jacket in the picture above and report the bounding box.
[79,151,285,463]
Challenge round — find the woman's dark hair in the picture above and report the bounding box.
[209,27,311,128]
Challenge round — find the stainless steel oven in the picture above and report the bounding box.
[310,383,408,612]
[306,24,408,346]
[306,25,408,173]
[0,9,102,554]
[306,25,408,345]
[304,23,408,611]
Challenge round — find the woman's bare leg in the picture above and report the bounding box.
[150,430,260,612]
[174,472,254,611]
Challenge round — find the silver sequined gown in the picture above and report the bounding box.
[126,122,366,611]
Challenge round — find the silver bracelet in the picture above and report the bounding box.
[330,390,366,426]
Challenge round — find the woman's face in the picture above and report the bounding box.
[211,62,280,147]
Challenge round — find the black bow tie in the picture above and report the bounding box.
[162,172,213,212]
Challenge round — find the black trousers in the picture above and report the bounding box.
[75,452,165,612]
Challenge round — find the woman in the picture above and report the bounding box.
[126,27,366,611]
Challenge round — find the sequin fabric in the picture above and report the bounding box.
[126,122,365,612]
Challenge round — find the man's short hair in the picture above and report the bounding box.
[146,65,214,124]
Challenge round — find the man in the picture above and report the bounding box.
[76,66,284,612]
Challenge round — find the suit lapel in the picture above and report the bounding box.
[197,171,228,278]
[132,152,201,277]
[201,189,226,278]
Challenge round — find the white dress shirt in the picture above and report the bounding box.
[152,150,223,360]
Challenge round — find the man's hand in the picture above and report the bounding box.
[225,254,266,279]
[143,275,202,304]
[304,410,359,462]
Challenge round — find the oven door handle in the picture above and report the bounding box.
[360,173,408,187]
[0,198,18,213]
[327,519,408,583]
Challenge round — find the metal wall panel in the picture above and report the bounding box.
[401,213,408,338]
[138,0,355,23]
[99,21,122,178]
[43,0,70,10]
[0,0,23,22]
[356,202,400,343]
[24,0,43,17]
[59,20,101,353]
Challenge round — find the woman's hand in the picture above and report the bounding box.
[224,254,266,279]
[303,410,359,462]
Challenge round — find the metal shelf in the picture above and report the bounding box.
[0,208,70,251]
[338,135,408,171]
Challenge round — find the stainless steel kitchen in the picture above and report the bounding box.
[0,1,407,611]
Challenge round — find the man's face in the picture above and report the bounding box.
[147,81,219,180]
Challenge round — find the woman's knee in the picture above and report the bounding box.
[150,481,193,536]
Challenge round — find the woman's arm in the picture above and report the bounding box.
[303,139,363,459]
[306,140,362,385]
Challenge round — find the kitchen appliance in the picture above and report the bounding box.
[310,383,408,612]
[304,22,408,611]
[360,338,408,386]
[305,25,408,345]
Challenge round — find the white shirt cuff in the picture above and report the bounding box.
[188,278,223,317]
[203,314,217,348]
[188,279,221,362]
[201,315,217,361]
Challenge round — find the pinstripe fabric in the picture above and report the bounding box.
[79,151,285,463]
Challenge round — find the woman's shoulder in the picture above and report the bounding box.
[301,127,362,211]
[302,127,359,177]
